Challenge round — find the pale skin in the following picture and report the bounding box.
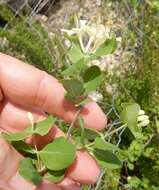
[0,53,107,190]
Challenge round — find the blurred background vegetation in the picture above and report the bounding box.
[0,0,159,189]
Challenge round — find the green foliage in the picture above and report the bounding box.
[68,40,85,63]
[3,115,55,141]
[100,0,159,189]
[12,141,36,155]
[1,2,159,189]
[94,137,120,152]
[0,5,58,74]
[45,170,65,183]
[19,158,42,185]
[92,36,117,59]
[39,137,76,170]
[62,58,86,77]
[93,148,121,169]
[120,103,141,137]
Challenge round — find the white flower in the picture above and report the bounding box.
[137,109,150,127]
[89,91,103,102]
[61,19,112,54]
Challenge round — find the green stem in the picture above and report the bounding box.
[66,108,82,140]
[104,124,127,138]
[86,124,127,148]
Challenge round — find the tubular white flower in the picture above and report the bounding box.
[138,109,145,115]
[137,109,150,127]
[89,91,103,102]
[138,120,150,128]
[137,115,149,122]
[61,19,112,54]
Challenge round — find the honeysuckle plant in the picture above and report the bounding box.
[61,17,117,106]
[61,19,112,54]
[1,17,150,187]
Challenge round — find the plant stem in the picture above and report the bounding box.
[66,108,82,140]
[32,138,42,171]
[39,166,48,176]
[86,124,127,148]
[104,124,127,138]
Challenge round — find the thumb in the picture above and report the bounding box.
[0,133,35,190]
[0,180,15,190]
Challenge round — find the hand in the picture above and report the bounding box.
[0,53,107,190]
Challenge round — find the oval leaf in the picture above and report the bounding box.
[62,58,86,77]
[92,36,117,58]
[68,41,84,63]
[12,141,36,154]
[93,148,122,169]
[83,65,101,82]
[19,158,42,186]
[94,137,120,152]
[34,115,55,136]
[84,128,100,141]
[84,74,104,93]
[2,127,32,142]
[2,116,55,141]
[39,137,76,170]
[62,78,85,97]
[45,170,65,183]
[120,103,141,137]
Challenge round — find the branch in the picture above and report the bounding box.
[66,108,82,140]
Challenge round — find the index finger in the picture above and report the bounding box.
[0,53,107,130]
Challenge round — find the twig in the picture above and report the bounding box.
[86,124,127,148]
[116,125,127,147]
[104,124,127,138]
[143,134,154,149]
[94,170,105,190]
[66,108,82,140]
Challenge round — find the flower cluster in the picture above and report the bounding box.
[61,19,112,54]
[137,110,150,127]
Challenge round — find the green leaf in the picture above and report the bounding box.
[46,170,65,183]
[84,74,104,93]
[2,127,32,142]
[62,78,85,97]
[68,41,84,63]
[39,137,76,170]
[62,58,86,77]
[2,116,55,141]
[120,103,141,137]
[94,137,119,152]
[83,65,101,82]
[12,141,36,154]
[19,158,42,186]
[92,36,117,59]
[34,115,55,136]
[84,128,100,141]
[93,148,122,169]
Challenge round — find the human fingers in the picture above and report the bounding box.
[0,101,100,185]
[36,180,61,190]
[0,53,107,131]
[0,87,3,101]
[0,100,46,132]
[0,136,36,190]
[0,101,64,149]
[66,150,100,184]
[57,177,80,190]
